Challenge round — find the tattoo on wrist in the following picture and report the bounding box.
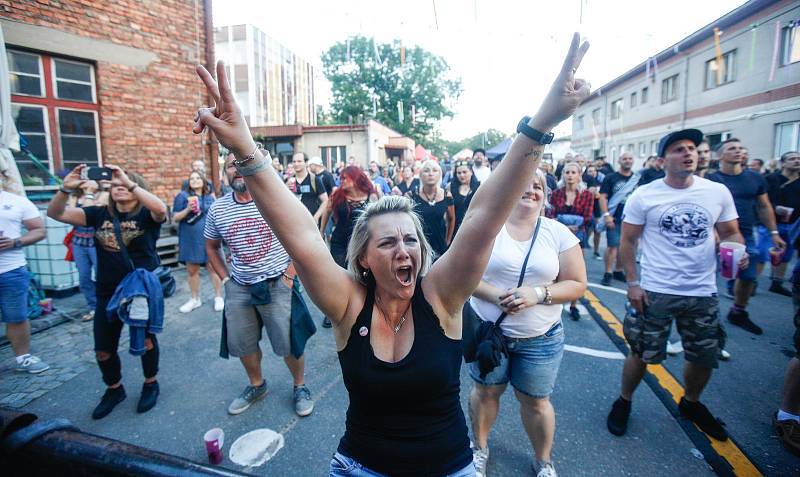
[523,150,541,160]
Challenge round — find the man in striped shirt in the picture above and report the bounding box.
[205,152,314,417]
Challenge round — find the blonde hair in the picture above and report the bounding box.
[557,162,586,191]
[346,195,433,285]
[420,159,442,177]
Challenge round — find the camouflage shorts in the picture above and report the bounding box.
[623,291,722,369]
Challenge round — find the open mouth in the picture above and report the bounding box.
[396,265,413,286]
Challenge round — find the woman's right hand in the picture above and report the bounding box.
[531,33,591,132]
[194,62,256,159]
[62,165,86,190]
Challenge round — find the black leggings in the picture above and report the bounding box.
[94,294,159,386]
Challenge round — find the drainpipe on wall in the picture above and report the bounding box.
[366,120,375,167]
[203,0,220,195]
[680,54,690,128]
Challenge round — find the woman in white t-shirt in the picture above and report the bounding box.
[468,169,587,477]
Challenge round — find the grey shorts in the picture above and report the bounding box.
[224,278,291,358]
[623,291,722,369]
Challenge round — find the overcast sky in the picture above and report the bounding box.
[213,0,749,141]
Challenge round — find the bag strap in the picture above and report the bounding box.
[112,214,136,272]
[495,218,543,327]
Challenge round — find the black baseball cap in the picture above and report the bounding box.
[657,129,703,157]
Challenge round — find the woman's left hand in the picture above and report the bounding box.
[498,286,538,314]
[106,165,136,189]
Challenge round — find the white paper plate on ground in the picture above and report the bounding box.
[229,428,284,467]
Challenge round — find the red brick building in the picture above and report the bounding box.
[2,0,217,200]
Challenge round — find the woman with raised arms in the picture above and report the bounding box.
[193,34,589,477]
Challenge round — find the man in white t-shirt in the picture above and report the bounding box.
[0,190,48,373]
[606,129,747,442]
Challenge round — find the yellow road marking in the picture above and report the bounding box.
[583,290,762,477]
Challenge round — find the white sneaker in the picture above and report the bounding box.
[179,298,202,313]
[214,296,225,312]
[472,445,489,477]
[719,348,731,361]
[666,340,683,355]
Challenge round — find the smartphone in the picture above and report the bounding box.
[81,167,113,181]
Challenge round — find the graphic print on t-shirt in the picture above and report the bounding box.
[659,203,711,248]
[95,219,145,252]
[225,217,273,264]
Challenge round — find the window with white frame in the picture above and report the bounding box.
[592,108,601,126]
[320,146,346,169]
[704,50,736,89]
[7,49,100,188]
[630,91,637,108]
[53,59,96,102]
[11,105,52,185]
[651,140,657,155]
[610,147,618,163]
[781,23,800,65]
[641,86,649,104]
[575,115,584,131]
[639,143,646,157]
[774,121,799,158]
[7,50,43,97]
[610,99,623,119]
[662,75,679,103]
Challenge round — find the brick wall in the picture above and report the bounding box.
[3,0,214,201]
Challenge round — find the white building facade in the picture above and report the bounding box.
[214,24,316,127]
[571,0,800,169]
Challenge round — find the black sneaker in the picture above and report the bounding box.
[727,308,763,335]
[607,397,631,436]
[601,273,613,286]
[322,317,332,328]
[92,385,127,420]
[679,398,728,441]
[751,280,758,297]
[137,381,159,413]
[769,281,793,297]
[569,306,581,321]
[613,271,627,282]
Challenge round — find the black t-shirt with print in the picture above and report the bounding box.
[83,205,163,296]
[295,173,325,215]
[599,172,633,220]
[319,170,337,195]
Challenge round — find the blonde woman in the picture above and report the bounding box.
[408,160,455,257]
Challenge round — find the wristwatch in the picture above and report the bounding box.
[13,238,22,249]
[517,116,555,145]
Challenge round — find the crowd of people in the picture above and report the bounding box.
[0,32,798,477]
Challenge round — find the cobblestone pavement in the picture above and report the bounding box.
[0,281,132,409]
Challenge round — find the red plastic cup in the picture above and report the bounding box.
[719,242,745,279]
[769,247,785,267]
[204,428,224,465]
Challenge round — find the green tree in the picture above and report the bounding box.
[320,36,462,145]
[441,129,509,156]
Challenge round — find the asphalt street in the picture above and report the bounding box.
[11,244,800,476]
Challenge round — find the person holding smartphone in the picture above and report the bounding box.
[47,164,168,419]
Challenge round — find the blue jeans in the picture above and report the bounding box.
[469,322,565,398]
[0,266,30,323]
[556,214,585,242]
[329,452,475,477]
[73,243,97,309]
[756,224,795,265]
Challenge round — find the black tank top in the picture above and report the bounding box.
[337,280,471,476]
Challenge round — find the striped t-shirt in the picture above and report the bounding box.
[204,192,290,285]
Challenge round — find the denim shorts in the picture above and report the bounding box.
[468,321,565,398]
[0,266,29,323]
[756,224,795,265]
[606,219,622,247]
[329,452,475,477]
[738,234,759,282]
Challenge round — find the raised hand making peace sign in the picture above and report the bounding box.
[194,62,257,160]
[530,32,591,132]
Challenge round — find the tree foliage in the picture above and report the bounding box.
[433,129,509,157]
[320,36,462,145]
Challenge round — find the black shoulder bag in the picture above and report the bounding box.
[112,215,176,298]
[463,218,542,378]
